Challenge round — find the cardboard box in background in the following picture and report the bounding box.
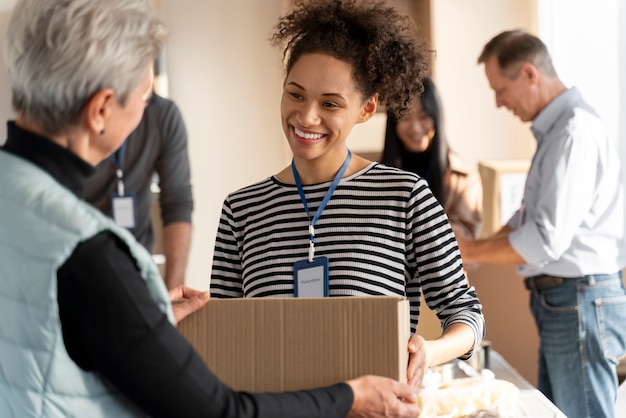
[478,159,530,238]
[177,296,410,392]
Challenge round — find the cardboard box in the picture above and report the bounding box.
[478,159,530,238]
[177,296,410,392]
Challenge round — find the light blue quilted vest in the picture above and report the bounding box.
[0,151,174,417]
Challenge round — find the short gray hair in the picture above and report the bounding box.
[4,0,166,134]
[477,30,557,79]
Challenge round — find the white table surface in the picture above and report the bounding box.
[481,350,567,418]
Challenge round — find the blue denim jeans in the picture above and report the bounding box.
[529,273,626,418]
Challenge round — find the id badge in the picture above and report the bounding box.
[111,192,137,229]
[294,256,329,298]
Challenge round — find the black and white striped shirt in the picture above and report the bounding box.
[210,163,483,345]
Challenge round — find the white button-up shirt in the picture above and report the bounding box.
[507,87,626,277]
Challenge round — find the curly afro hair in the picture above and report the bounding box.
[270,0,431,118]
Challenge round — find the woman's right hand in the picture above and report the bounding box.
[346,375,420,417]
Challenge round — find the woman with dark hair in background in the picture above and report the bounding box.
[382,77,483,239]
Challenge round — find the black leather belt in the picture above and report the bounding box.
[524,274,579,291]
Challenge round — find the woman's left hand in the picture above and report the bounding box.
[406,334,429,393]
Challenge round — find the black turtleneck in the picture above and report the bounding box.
[1,121,353,418]
[3,121,94,196]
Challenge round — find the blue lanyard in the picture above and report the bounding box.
[292,150,351,262]
[110,142,127,196]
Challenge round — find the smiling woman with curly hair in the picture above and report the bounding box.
[211,0,486,394]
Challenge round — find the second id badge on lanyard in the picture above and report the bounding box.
[294,256,329,298]
[111,192,137,229]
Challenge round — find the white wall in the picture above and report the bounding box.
[621,2,626,170]
[431,0,538,166]
[538,0,620,146]
[159,0,289,290]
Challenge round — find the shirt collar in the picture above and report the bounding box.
[3,121,95,198]
[531,87,582,142]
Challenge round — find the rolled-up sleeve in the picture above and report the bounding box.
[509,122,599,267]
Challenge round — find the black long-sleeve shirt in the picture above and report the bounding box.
[2,121,353,418]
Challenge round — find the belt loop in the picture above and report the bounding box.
[588,275,596,286]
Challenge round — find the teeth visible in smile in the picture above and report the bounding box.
[295,127,323,140]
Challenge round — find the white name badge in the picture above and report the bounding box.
[111,193,137,229]
[294,256,329,298]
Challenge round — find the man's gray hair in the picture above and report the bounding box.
[477,29,557,79]
[4,0,166,134]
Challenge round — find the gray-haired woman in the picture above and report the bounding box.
[0,0,419,417]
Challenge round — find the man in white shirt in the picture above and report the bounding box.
[455,29,626,418]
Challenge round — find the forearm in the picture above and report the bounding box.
[462,234,525,264]
[426,322,476,367]
[58,232,230,417]
[163,221,192,289]
[493,224,514,239]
